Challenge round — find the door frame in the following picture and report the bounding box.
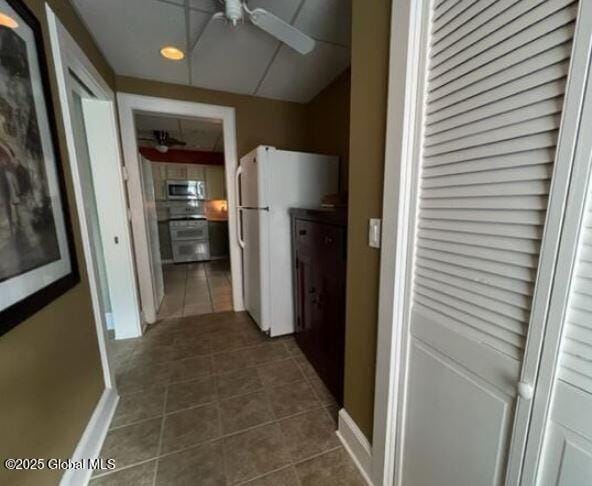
[372,0,592,484]
[46,6,119,389]
[117,93,244,326]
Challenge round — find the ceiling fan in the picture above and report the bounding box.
[139,130,187,153]
[208,0,316,55]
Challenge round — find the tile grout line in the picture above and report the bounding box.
[106,313,343,484]
[152,384,169,485]
[96,399,338,481]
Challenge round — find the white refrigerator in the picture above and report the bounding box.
[237,146,339,337]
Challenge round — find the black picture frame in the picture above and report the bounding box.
[0,0,79,335]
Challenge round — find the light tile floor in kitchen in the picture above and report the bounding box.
[97,311,364,485]
[158,260,233,319]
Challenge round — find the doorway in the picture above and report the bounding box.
[117,94,244,331]
[132,112,233,320]
[47,9,141,394]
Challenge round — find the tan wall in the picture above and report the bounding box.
[115,76,310,157]
[0,2,114,485]
[343,0,391,441]
[306,69,351,191]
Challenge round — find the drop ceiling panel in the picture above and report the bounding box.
[257,42,349,102]
[136,114,181,132]
[157,0,216,12]
[294,0,351,46]
[190,20,279,95]
[73,0,189,84]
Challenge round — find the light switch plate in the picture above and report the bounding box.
[369,218,381,248]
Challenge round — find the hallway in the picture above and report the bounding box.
[98,312,363,485]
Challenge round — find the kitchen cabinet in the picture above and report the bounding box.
[290,208,347,405]
[158,221,173,261]
[166,163,186,179]
[186,164,205,180]
[208,221,229,259]
[206,166,226,200]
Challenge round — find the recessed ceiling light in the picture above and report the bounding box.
[160,46,185,61]
[0,12,18,29]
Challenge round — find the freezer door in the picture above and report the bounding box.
[239,147,271,332]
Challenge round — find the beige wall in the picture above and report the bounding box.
[306,69,351,191]
[344,0,391,441]
[115,76,310,157]
[0,2,114,485]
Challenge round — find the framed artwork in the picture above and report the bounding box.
[0,0,78,335]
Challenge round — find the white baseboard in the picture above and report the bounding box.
[336,408,373,486]
[60,388,119,486]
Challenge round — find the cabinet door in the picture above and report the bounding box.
[153,180,166,201]
[158,221,172,261]
[186,164,205,180]
[166,163,186,179]
[206,166,226,200]
[317,265,345,404]
[295,251,318,361]
[151,162,167,181]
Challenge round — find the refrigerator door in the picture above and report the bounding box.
[239,147,271,332]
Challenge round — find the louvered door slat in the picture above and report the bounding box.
[414,294,524,358]
[424,116,561,156]
[566,324,592,347]
[426,100,564,147]
[433,0,463,20]
[418,238,539,268]
[415,274,530,322]
[411,0,577,362]
[419,218,543,239]
[430,0,574,76]
[415,265,533,309]
[431,15,575,96]
[416,256,534,296]
[417,248,536,281]
[422,165,552,188]
[432,0,481,34]
[426,82,567,136]
[420,196,549,211]
[424,133,558,168]
[427,64,569,123]
[420,209,545,225]
[422,149,556,175]
[417,228,541,254]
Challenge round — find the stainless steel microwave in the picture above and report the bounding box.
[166,180,206,200]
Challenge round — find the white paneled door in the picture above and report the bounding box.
[397,0,579,484]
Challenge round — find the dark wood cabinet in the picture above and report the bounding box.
[290,208,347,405]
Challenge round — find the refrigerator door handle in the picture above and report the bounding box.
[235,165,245,249]
[237,206,270,211]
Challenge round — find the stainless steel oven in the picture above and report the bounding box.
[166,180,206,200]
[170,219,210,263]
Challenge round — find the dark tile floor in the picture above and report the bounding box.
[95,312,365,485]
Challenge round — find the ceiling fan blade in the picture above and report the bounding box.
[167,138,187,146]
[248,8,316,55]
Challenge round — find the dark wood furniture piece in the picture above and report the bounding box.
[290,208,347,405]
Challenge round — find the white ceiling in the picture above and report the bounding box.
[135,113,224,152]
[71,0,351,103]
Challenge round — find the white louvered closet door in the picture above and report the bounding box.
[536,158,592,486]
[399,0,579,485]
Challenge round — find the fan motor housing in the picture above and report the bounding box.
[225,0,243,26]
